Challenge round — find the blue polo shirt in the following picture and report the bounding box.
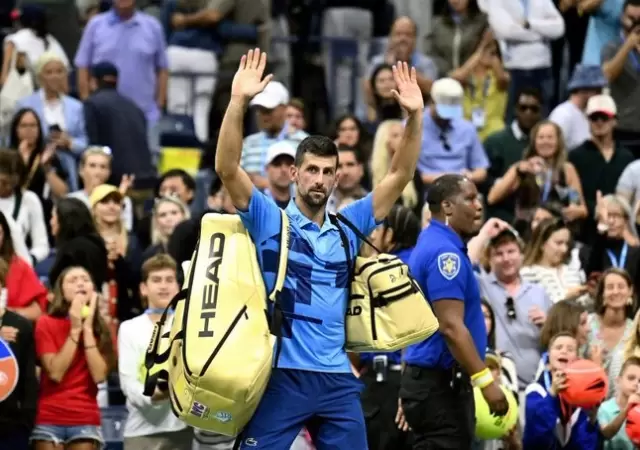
[237,186,379,373]
[403,219,486,369]
[359,246,414,366]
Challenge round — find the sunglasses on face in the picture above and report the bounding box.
[517,104,540,113]
[506,296,516,320]
[588,113,612,122]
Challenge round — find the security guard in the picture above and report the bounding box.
[399,174,509,449]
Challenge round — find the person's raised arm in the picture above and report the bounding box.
[82,293,109,384]
[215,48,273,210]
[372,62,424,221]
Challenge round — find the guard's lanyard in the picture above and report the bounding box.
[468,75,491,104]
[539,169,553,202]
[607,242,628,268]
[542,352,552,390]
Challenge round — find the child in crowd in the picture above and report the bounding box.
[523,332,599,449]
[118,255,193,449]
[598,357,640,450]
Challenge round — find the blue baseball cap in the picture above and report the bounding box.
[431,78,464,120]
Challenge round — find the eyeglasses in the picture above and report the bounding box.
[517,104,540,113]
[505,297,516,320]
[588,113,612,122]
[439,131,451,151]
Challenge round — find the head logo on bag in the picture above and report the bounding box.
[199,232,225,338]
[0,339,19,402]
[438,252,460,280]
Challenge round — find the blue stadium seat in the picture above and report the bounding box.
[101,406,128,450]
[158,113,201,148]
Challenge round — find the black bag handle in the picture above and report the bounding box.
[331,212,383,254]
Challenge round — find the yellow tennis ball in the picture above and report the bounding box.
[81,305,90,319]
[474,386,519,440]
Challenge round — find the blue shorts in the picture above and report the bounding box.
[31,424,104,448]
[236,369,367,449]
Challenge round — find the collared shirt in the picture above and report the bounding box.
[511,120,526,141]
[237,186,379,372]
[598,397,635,450]
[403,219,486,369]
[366,51,439,82]
[477,272,552,389]
[74,10,169,123]
[418,109,490,176]
[240,124,308,176]
[548,101,590,151]
[40,90,66,130]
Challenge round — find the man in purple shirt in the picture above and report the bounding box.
[74,0,169,127]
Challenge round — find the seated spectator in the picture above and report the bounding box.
[286,99,307,132]
[488,120,587,228]
[137,169,196,249]
[424,0,488,80]
[263,141,296,209]
[32,266,115,450]
[370,120,423,215]
[90,185,142,337]
[487,0,565,119]
[327,146,368,213]
[118,255,193,449]
[461,37,509,142]
[569,94,634,243]
[585,268,635,399]
[418,78,489,186]
[331,114,373,188]
[484,87,544,223]
[0,211,47,320]
[68,146,135,231]
[48,197,108,289]
[548,65,606,151]
[0,258,38,450]
[83,62,155,184]
[363,64,403,128]
[521,218,588,303]
[240,81,308,190]
[0,149,49,264]
[601,0,640,159]
[0,4,69,85]
[141,195,190,263]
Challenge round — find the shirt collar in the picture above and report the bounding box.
[429,219,466,250]
[511,121,527,141]
[285,199,337,234]
[486,271,532,291]
[39,88,62,104]
[108,9,141,25]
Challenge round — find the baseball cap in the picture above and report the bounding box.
[90,184,123,208]
[250,81,289,109]
[586,94,617,117]
[91,61,118,79]
[265,141,296,166]
[430,78,464,120]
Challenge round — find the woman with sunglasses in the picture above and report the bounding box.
[520,217,588,304]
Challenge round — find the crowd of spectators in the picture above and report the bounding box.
[3,0,640,448]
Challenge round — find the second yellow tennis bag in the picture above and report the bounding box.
[329,213,439,353]
[144,210,290,436]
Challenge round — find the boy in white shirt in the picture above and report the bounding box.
[118,254,192,449]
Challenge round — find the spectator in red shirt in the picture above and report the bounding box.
[31,265,115,450]
[0,211,48,320]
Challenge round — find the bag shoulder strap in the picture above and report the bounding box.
[268,209,290,302]
[329,213,352,269]
[333,212,383,255]
[12,190,22,221]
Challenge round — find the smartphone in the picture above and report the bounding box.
[48,124,62,133]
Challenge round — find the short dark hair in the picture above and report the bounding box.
[141,254,177,282]
[156,169,196,196]
[294,135,338,167]
[516,87,543,105]
[426,174,466,213]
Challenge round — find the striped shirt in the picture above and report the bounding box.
[240,125,308,176]
[520,264,586,304]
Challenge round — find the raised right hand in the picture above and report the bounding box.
[230,48,274,102]
[69,294,86,331]
[482,381,509,416]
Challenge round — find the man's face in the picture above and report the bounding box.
[515,94,542,131]
[390,18,416,58]
[337,150,363,192]
[285,106,305,131]
[588,112,616,139]
[293,154,337,210]
[256,105,285,134]
[266,155,294,190]
[114,0,135,10]
[159,176,193,205]
[445,180,483,237]
[623,5,640,35]
[489,241,522,280]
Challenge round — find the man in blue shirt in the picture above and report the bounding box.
[400,174,509,449]
[215,49,424,450]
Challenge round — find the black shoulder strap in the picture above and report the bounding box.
[334,212,383,254]
[12,190,22,221]
[329,214,352,270]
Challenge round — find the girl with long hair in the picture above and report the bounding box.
[142,195,190,262]
[365,64,403,126]
[31,266,114,450]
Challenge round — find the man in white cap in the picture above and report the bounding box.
[418,78,489,187]
[240,81,308,190]
[263,140,296,209]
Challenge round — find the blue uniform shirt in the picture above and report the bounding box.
[237,186,379,373]
[403,219,487,369]
[359,246,414,366]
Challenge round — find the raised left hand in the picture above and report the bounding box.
[391,61,423,113]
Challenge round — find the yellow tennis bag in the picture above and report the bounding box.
[329,213,439,353]
[144,210,290,436]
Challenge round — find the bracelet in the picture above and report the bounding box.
[85,345,97,350]
[471,368,494,389]
[69,334,79,344]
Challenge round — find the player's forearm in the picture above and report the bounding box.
[215,98,247,179]
[440,321,486,377]
[389,109,423,183]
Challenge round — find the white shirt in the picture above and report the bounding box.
[40,90,66,130]
[118,314,187,438]
[4,29,69,71]
[520,264,586,304]
[0,191,49,263]
[67,190,134,232]
[548,101,591,151]
[486,0,565,70]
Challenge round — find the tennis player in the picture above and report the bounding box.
[215,48,424,449]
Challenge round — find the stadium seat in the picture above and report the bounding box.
[158,113,201,148]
